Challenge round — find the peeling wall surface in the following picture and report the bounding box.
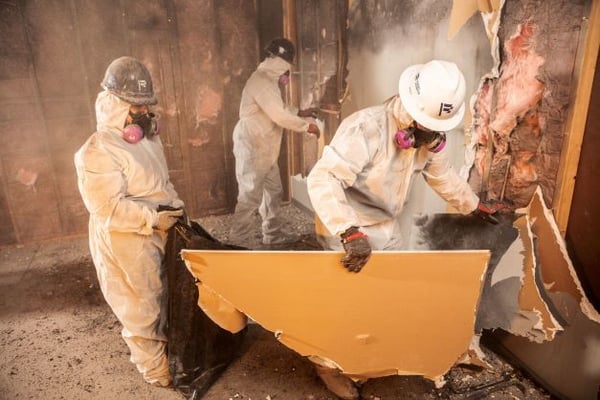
[470,0,589,208]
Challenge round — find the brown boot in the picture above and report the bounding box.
[314,365,359,400]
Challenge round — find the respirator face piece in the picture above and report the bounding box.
[393,125,446,153]
[278,70,290,86]
[122,112,160,144]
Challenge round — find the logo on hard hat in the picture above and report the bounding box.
[414,73,421,95]
[439,103,453,116]
[137,80,148,91]
[278,46,286,55]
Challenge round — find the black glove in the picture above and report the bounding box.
[340,226,372,272]
[472,200,507,224]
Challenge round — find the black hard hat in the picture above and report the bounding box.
[264,38,295,64]
[101,56,157,105]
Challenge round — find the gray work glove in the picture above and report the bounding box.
[155,208,184,231]
[340,226,371,273]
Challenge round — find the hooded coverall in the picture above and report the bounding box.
[74,91,183,386]
[307,96,480,251]
[232,56,310,245]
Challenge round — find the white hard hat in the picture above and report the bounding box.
[398,60,466,132]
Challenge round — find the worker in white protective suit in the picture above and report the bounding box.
[230,38,321,247]
[306,60,502,400]
[74,56,184,388]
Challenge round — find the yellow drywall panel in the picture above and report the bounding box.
[182,250,490,380]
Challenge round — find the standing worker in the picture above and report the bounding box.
[306,60,502,399]
[74,56,184,387]
[230,38,321,247]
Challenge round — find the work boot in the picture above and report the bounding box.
[314,365,359,400]
[146,373,172,388]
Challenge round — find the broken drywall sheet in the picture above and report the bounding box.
[495,292,600,400]
[182,250,491,381]
[490,187,600,400]
[523,186,600,321]
[412,213,561,342]
[510,214,562,342]
[195,282,247,334]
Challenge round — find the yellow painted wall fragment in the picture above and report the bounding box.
[182,250,490,380]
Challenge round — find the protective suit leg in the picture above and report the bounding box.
[91,228,170,386]
[260,163,293,244]
[230,155,268,245]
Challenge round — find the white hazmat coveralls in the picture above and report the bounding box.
[74,91,183,386]
[307,96,479,251]
[232,56,310,245]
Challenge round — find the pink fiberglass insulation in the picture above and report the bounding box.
[490,20,545,141]
[473,20,546,206]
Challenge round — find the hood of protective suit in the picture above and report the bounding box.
[387,96,414,130]
[257,56,291,81]
[95,90,130,135]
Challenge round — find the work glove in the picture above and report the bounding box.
[471,200,507,225]
[155,208,184,231]
[306,123,321,139]
[340,226,372,273]
[298,107,320,119]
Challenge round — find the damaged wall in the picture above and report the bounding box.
[470,0,589,208]
[0,0,597,263]
[0,0,258,245]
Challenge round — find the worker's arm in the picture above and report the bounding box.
[75,139,157,235]
[307,119,374,237]
[253,85,310,133]
[422,150,480,214]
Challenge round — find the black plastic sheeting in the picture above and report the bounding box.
[165,220,247,399]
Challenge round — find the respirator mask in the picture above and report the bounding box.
[394,124,446,153]
[122,112,160,144]
[278,70,290,86]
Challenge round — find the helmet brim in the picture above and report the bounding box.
[398,64,465,132]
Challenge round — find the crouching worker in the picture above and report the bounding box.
[74,56,184,387]
[307,60,503,399]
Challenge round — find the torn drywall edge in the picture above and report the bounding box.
[456,334,492,369]
[512,214,562,342]
[489,291,600,400]
[473,213,561,342]
[182,249,491,380]
[519,186,600,322]
[448,0,504,40]
[489,233,526,286]
[463,0,503,181]
[195,282,247,333]
[480,0,505,73]
[485,191,600,400]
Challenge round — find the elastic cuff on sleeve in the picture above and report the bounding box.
[140,208,158,235]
